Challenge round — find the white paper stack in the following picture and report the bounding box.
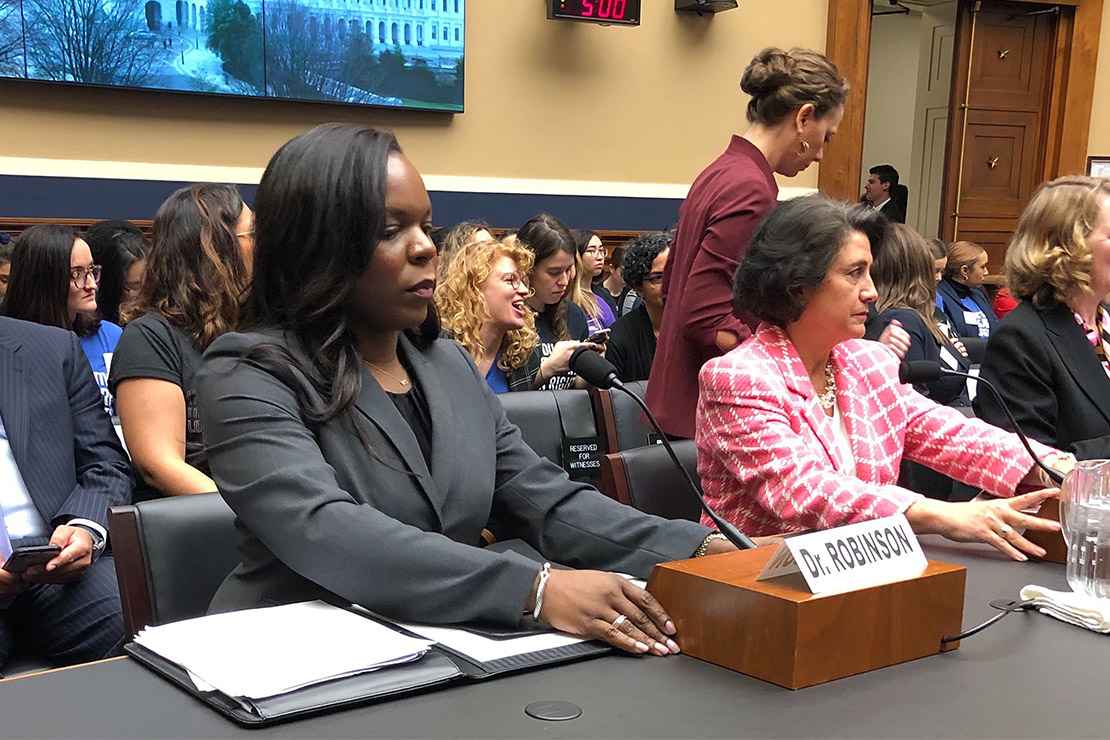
[133,601,434,699]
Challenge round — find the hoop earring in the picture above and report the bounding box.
[799,140,811,155]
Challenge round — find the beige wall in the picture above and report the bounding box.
[1087,0,1110,162]
[0,0,829,189]
[861,11,922,188]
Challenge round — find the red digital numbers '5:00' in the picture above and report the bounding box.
[580,0,628,19]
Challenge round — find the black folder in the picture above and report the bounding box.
[124,540,612,727]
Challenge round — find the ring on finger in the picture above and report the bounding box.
[611,614,627,630]
[997,523,1013,536]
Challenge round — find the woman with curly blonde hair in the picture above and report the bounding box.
[436,237,546,393]
[976,175,1110,459]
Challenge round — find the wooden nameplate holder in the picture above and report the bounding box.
[647,546,966,689]
[1025,498,1066,564]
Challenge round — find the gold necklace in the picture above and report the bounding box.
[364,360,410,388]
[816,361,837,412]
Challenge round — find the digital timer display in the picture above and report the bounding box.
[548,0,642,25]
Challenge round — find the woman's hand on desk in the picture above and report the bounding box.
[537,570,681,657]
[905,488,1061,561]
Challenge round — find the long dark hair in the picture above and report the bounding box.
[5,224,99,336]
[518,213,577,340]
[125,184,249,350]
[85,220,148,325]
[243,123,438,425]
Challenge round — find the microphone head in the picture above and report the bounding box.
[568,347,619,389]
[899,360,943,384]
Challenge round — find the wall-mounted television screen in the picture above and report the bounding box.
[0,0,464,110]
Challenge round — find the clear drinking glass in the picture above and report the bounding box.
[1061,459,1110,599]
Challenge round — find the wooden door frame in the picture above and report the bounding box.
[817,0,1103,205]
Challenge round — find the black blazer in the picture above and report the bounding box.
[937,279,998,339]
[866,308,971,405]
[197,331,708,624]
[975,300,1110,459]
[878,199,906,224]
[0,317,132,535]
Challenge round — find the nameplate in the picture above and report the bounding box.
[756,514,928,594]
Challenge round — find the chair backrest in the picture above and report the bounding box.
[497,390,602,481]
[601,440,703,521]
[590,381,654,454]
[109,493,239,637]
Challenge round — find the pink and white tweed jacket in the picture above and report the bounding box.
[695,325,1054,536]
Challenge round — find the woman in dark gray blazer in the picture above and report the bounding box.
[196,124,735,657]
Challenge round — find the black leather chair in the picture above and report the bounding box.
[109,493,239,637]
[600,440,702,521]
[497,390,602,481]
[590,381,654,454]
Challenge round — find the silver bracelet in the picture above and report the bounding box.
[532,562,552,621]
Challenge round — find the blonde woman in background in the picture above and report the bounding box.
[437,237,587,393]
[570,229,616,335]
[977,176,1110,460]
[937,240,998,339]
[432,220,493,280]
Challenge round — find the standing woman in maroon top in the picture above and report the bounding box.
[647,48,849,439]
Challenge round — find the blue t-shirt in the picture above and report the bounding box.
[485,358,510,394]
[80,320,123,418]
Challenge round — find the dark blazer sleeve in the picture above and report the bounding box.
[57,332,132,527]
[460,344,711,575]
[975,319,1059,446]
[196,336,547,626]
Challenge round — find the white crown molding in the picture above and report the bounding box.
[0,156,816,201]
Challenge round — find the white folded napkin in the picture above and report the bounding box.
[1019,584,1110,633]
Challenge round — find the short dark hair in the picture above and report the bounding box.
[84,219,148,325]
[733,195,888,326]
[621,231,672,289]
[869,164,900,188]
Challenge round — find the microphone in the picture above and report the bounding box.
[568,347,758,550]
[898,360,1063,485]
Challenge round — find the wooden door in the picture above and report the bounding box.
[940,0,1057,267]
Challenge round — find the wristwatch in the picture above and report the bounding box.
[73,524,107,555]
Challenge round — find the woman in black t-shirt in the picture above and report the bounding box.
[516,213,594,390]
[109,184,253,500]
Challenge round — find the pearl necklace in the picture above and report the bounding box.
[816,361,837,413]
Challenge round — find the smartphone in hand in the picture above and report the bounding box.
[2,545,62,573]
[585,328,611,345]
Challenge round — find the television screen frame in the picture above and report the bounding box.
[0,0,465,112]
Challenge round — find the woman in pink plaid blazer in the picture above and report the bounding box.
[696,196,1069,560]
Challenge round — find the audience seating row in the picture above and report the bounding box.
[107,383,698,637]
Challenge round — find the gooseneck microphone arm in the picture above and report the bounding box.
[898,360,1064,486]
[568,347,758,550]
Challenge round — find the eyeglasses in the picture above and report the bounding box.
[500,273,528,290]
[582,247,604,257]
[70,265,102,289]
[642,272,665,285]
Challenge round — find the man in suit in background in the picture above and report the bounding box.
[0,316,132,672]
[863,164,907,223]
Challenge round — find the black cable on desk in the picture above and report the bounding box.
[941,599,1036,643]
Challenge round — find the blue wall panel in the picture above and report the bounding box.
[0,175,681,231]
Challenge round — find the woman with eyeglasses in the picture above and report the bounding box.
[436,237,546,393]
[570,229,615,335]
[4,224,122,418]
[606,231,671,382]
[109,184,253,500]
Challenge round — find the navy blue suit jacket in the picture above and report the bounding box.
[936,279,998,339]
[0,317,132,535]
